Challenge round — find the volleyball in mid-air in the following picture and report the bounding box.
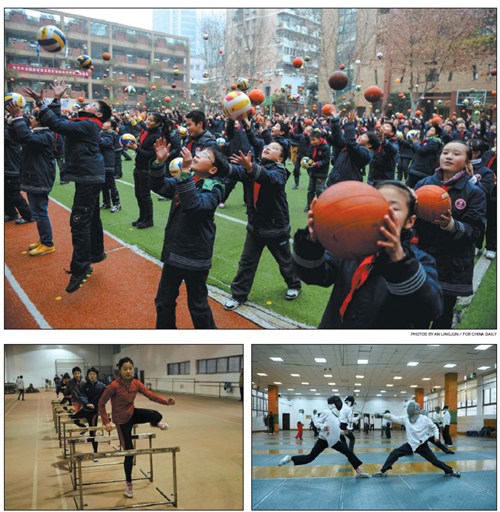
[168,157,183,178]
[221,91,252,120]
[36,25,66,53]
[76,55,92,69]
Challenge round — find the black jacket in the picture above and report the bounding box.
[134,125,162,170]
[398,138,416,160]
[226,119,253,157]
[414,171,486,296]
[11,120,55,194]
[150,163,224,271]
[184,129,217,155]
[79,380,107,409]
[290,123,312,156]
[407,137,443,180]
[309,138,331,179]
[99,129,116,173]
[368,137,399,183]
[326,120,372,186]
[471,159,495,199]
[4,123,22,177]
[38,104,105,184]
[228,160,292,238]
[292,228,443,328]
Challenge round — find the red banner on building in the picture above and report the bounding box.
[8,64,92,78]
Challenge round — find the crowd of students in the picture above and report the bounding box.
[5,79,497,329]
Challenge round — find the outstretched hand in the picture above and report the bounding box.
[377,207,405,262]
[49,79,70,100]
[5,103,23,118]
[22,86,44,102]
[153,137,171,164]
[180,146,193,172]
[166,397,176,406]
[229,150,253,172]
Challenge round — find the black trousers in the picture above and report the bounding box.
[306,176,326,209]
[340,429,355,452]
[17,389,25,400]
[155,263,216,329]
[293,156,306,186]
[5,176,32,220]
[102,171,120,206]
[443,425,453,445]
[431,295,458,329]
[116,408,162,482]
[406,172,426,189]
[397,157,412,181]
[231,231,301,303]
[428,436,452,453]
[380,441,453,474]
[292,437,363,470]
[133,168,153,222]
[71,409,100,452]
[70,183,104,275]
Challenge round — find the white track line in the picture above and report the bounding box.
[5,264,51,329]
[31,395,40,510]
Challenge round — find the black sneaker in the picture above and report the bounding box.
[137,220,154,229]
[15,218,34,224]
[60,181,69,185]
[4,215,18,222]
[131,219,141,227]
[90,253,107,264]
[100,203,111,210]
[65,266,93,293]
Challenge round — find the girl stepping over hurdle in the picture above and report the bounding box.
[98,357,175,498]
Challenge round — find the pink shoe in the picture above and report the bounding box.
[156,422,169,430]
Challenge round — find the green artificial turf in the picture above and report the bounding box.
[49,159,496,329]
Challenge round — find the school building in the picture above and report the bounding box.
[252,343,496,510]
[4,8,190,110]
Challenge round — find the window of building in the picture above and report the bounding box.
[90,21,108,37]
[197,355,242,374]
[167,361,190,375]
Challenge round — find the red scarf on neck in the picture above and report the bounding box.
[70,115,103,129]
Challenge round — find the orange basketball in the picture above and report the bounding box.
[364,86,383,103]
[102,52,111,61]
[292,57,304,69]
[313,181,390,260]
[321,104,334,116]
[248,88,265,106]
[415,185,451,222]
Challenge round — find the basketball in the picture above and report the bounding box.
[119,134,136,147]
[5,92,26,110]
[36,25,66,53]
[321,104,334,116]
[168,157,183,178]
[415,185,452,222]
[222,91,252,120]
[164,96,171,102]
[364,86,383,103]
[102,52,111,61]
[312,181,390,260]
[76,55,92,69]
[248,88,265,106]
[292,57,304,69]
[77,96,85,104]
[328,71,349,91]
[300,157,313,169]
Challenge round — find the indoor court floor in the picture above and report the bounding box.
[5,390,242,510]
[252,429,496,510]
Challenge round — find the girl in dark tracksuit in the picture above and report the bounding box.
[292,181,443,328]
[10,110,55,254]
[414,141,487,329]
[406,125,443,188]
[127,113,163,228]
[149,140,227,329]
[98,357,175,498]
[99,120,121,212]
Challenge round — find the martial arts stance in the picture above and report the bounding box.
[373,402,460,478]
[279,396,370,478]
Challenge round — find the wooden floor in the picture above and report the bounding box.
[4,391,243,510]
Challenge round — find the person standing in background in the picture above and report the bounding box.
[16,375,25,401]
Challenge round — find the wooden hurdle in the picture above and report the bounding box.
[73,446,180,510]
[68,433,157,489]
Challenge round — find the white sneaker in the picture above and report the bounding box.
[278,455,292,466]
[285,289,300,300]
[156,422,169,430]
[224,298,241,311]
[475,248,481,256]
[93,457,99,463]
[218,203,225,209]
[372,470,387,477]
[124,482,133,498]
[356,471,371,478]
[485,250,496,260]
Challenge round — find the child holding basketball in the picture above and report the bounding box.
[413,141,487,328]
[98,357,175,498]
[292,181,443,328]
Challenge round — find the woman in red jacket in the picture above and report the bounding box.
[98,357,175,498]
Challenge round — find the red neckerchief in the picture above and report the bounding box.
[312,138,326,160]
[419,138,427,145]
[339,256,375,321]
[70,115,103,129]
[487,154,496,169]
[139,128,148,146]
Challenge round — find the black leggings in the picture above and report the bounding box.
[291,437,363,470]
[340,430,356,452]
[380,441,453,474]
[71,409,100,452]
[116,408,162,482]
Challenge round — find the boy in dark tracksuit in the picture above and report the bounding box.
[4,119,33,223]
[149,140,227,329]
[367,123,399,185]
[223,138,302,311]
[289,118,312,189]
[397,128,416,181]
[304,131,331,212]
[406,126,443,188]
[326,114,376,186]
[9,109,56,255]
[99,120,121,213]
[53,130,67,184]
[24,82,111,293]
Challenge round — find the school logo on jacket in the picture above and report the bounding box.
[455,198,467,210]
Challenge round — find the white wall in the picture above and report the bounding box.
[4,344,114,387]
